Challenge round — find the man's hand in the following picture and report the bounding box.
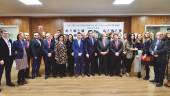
[48,53,52,57]
[86,54,89,58]
[115,52,119,56]
[0,60,4,65]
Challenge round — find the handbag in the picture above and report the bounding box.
[141,55,153,62]
[126,51,133,59]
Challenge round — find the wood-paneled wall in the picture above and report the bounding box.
[0,17,30,32]
[30,16,131,35]
[131,16,170,34]
[1,16,170,37]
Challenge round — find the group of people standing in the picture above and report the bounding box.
[0,29,170,92]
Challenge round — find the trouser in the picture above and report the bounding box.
[44,56,53,76]
[153,59,166,84]
[74,56,84,75]
[32,56,41,77]
[0,56,13,84]
[99,54,108,75]
[18,69,26,83]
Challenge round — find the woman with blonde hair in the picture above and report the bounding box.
[142,32,152,80]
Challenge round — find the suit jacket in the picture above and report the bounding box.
[0,37,13,60]
[85,37,97,55]
[110,40,123,54]
[97,38,110,53]
[30,39,43,58]
[150,39,168,61]
[12,40,25,59]
[42,39,55,56]
[72,39,84,58]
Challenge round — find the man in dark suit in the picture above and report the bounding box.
[84,30,97,76]
[42,33,55,79]
[110,33,123,77]
[30,32,43,79]
[0,30,15,87]
[72,32,85,77]
[150,32,168,87]
[24,33,31,78]
[97,32,110,75]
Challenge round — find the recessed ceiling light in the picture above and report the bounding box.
[18,0,42,5]
[113,0,135,5]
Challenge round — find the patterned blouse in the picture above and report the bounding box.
[54,42,68,64]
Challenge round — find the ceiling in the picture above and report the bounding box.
[0,0,170,16]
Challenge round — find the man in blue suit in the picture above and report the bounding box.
[30,32,43,79]
[42,33,55,79]
[72,32,85,77]
[150,32,168,87]
[84,30,98,76]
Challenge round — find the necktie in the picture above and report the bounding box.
[103,39,106,47]
[91,38,94,45]
[116,40,119,49]
[48,40,51,48]
[26,40,29,48]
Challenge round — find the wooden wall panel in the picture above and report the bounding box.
[131,16,170,34]
[0,17,30,33]
[30,16,131,35]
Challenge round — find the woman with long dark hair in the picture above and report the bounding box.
[66,34,74,76]
[122,33,134,76]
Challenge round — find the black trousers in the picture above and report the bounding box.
[0,56,13,84]
[18,69,26,83]
[111,55,122,75]
[153,58,166,84]
[99,54,108,75]
[84,55,96,75]
[25,52,31,77]
[56,64,66,77]
[44,56,53,76]
[93,56,99,74]
[123,56,133,74]
[67,55,74,75]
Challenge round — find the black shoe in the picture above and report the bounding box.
[32,76,35,79]
[86,74,90,77]
[23,81,28,84]
[156,83,163,87]
[18,82,24,86]
[137,73,142,78]
[0,88,1,92]
[7,82,15,87]
[119,74,122,77]
[37,74,41,77]
[143,77,150,80]
[91,74,95,76]
[150,80,158,83]
[26,76,32,79]
[45,76,48,79]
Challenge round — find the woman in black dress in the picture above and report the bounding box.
[142,32,152,80]
[66,34,74,76]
